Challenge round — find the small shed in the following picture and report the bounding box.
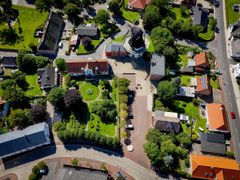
[191,77,197,87]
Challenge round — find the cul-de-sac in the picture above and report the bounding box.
[0,0,240,179]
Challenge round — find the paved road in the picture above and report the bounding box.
[214,0,240,162]
[1,145,162,180]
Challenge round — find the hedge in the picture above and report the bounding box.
[57,129,119,149]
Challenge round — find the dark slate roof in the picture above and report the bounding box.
[62,166,108,180]
[38,12,64,54]
[200,133,226,155]
[193,6,209,27]
[76,25,98,37]
[131,26,143,37]
[37,67,56,88]
[150,54,165,77]
[1,56,17,68]
[0,122,50,159]
[106,42,126,53]
[231,22,240,38]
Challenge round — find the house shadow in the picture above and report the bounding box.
[62,142,124,157]
[113,16,126,26]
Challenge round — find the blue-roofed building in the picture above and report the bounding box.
[0,122,50,159]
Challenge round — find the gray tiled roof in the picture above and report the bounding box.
[200,133,226,155]
[150,54,165,77]
[106,42,126,52]
[193,6,209,27]
[37,67,56,88]
[38,12,64,54]
[0,122,50,159]
[62,166,108,180]
[1,56,17,68]
[76,26,98,37]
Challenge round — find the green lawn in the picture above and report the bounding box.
[112,35,125,43]
[121,0,140,23]
[198,26,215,41]
[210,77,220,89]
[88,114,116,136]
[171,7,190,21]
[0,5,48,50]
[77,39,103,54]
[79,83,100,102]
[179,55,188,68]
[225,0,240,26]
[147,38,155,53]
[173,100,207,133]
[25,74,42,96]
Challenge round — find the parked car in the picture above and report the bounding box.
[128,112,134,119]
[231,112,236,119]
[58,41,63,48]
[38,168,48,175]
[125,124,134,130]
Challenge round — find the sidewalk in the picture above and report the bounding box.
[229,65,240,117]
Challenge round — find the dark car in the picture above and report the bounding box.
[128,112,134,119]
[231,112,236,119]
[38,168,48,175]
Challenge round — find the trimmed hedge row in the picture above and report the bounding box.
[57,129,119,149]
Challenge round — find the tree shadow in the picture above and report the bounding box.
[0,29,23,45]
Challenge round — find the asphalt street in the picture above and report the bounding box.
[214,1,240,162]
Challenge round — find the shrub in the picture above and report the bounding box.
[29,43,37,53]
[71,158,79,166]
[32,165,39,174]
[37,161,47,169]
[54,122,66,131]
[226,151,235,159]
[28,173,38,180]
[100,163,107,171]
[193,98,200,106]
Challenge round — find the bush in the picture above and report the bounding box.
[71,158,79,166]
[226,151,235,159]
[193,98,200,106]
[28,173,38,180]
[37,161,47,169]
[32,165,39,174]
[29,43,37,53]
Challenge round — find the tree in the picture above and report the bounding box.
[35,55,51,68]
[47,87,65,110]
[55,58,67,72]
[157,80,177,104]
[162,46,177,62]
[114,78,130,94]
[150,27,174,54]
[35,0,54,12]
[12,70,29,91]
[30,104,47,123]
[17,54,37,74]
[143,5,160,31]
[91,100,117,121]
[28,173,38,180]
[176,132,191,149]
[8,109,29,128]
[0,0,19,32]
[144,141,160,165]
[95,10,110,24]
[82,0,91,8]
[64,89,83,111]
[108,0,121,15]
[163,155,174,169]
[64,3,80,20]
[191,25,204,37]
[81,37,92,50]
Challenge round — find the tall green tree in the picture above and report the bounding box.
[55,58,67,72]
[95,10,110,25]
[35,0,54,12]
[17,54,37,74]
[157,80,178,104]
[143,5,160,31]
[64,3,80,20]
[12,70,29,91]
[0,0,19,32]
[47,87,65,110]
[108,0,121,15]
[8,109,29,129]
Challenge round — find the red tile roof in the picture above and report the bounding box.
[191,154,240,180]
[194,52,209,68]
[128,0,150,10]
[67,60,109,75]
[195,75,211,95]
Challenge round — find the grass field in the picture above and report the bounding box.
[80,83,100,102]
[210,77,220,89]
[26,74,42,96]
[112,35,125,43]
[88,114,116,136]
[198,26,215,41]
[121,0,140,23]
[171,7,190,21]
[225,0,240,26]
[0,5,48,50]
[179,55,188,68]
[78,39,103,54]
[172,100,207,133]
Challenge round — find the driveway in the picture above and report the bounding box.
[123,95,152,169]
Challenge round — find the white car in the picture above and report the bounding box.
[125,124,134,130]
[58,41,63,48]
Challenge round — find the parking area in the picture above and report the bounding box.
[123,95,152,169]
